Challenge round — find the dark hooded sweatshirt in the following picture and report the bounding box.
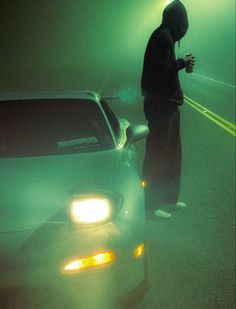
[141,0,189,120]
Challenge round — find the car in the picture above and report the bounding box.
[0,90,149,309]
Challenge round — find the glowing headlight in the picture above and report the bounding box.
[70,198,111,224]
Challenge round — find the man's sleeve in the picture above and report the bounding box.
[152,35,185,74]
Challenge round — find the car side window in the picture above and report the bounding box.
[101,99,120,140]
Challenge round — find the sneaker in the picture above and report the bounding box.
[175,202,187,210]
[154,209,172,219]
[162,202,187,213]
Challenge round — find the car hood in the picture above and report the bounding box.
[0,150,115,232]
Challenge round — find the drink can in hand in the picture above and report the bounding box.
[185,53,193,73]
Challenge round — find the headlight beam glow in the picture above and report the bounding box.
[134,243,145,258]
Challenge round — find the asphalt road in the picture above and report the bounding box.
[110,95,235,309]
[181,73,235,124]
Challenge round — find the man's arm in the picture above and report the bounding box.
[151,34,185,74]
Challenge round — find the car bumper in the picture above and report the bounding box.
[0,219,146,308]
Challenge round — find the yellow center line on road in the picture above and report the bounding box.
[184,95,236,137]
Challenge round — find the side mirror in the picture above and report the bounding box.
[125,124,149,148]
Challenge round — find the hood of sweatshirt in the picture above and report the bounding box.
[161,0,189,41]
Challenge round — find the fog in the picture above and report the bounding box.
[0,0,235,94]
[0,2,235,308]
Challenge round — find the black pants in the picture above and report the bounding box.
[142,107,182,210]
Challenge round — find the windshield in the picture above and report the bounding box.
[0,98,114,158]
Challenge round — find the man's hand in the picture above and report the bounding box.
[184,53,195,73]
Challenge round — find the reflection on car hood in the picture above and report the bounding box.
[0,150,115,232]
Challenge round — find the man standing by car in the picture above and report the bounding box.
[141,0,195,218]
